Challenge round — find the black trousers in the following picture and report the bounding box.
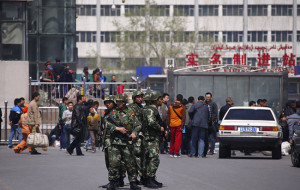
[68,135,83,155]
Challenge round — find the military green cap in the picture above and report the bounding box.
[115,93,128,103]
[104,95,115,104]
[143,92,155,101]
[132,90,144,99]
[151,91,162,100]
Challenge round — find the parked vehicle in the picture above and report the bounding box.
[218,107,282,159]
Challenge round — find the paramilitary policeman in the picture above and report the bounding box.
[128,90,144,184]
[107,93,141,190]
[143,92,164,188]
[101,95,122,189]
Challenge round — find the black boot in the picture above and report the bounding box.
[142,178,148,186]
[106,181,118,190]
[130,182,141,190]
[153,178,163,188]
[119,178,124,187]
[146,177,159,189]
[100,182,109,188]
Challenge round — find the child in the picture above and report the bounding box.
[87,107,100,153]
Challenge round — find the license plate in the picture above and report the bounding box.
[240,127,257,132]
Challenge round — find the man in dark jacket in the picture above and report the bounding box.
[205,92,218,155]
[181,96,194,155]
[188,96,209,158]
[67,95,86,156]
[8,98,23,148]
[219,97,233,121]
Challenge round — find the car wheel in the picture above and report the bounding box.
[272,145,282,159]
[219,144,230,159]
[291,146,300,167]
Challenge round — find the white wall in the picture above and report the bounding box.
[0,61,29,107]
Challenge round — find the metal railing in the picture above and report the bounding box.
[0,103,106,144]
[29,77,139,106]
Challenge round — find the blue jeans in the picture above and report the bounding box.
[190,127,206,157]
[8,124,22,146]
[208,131,216,153]
[64,124,72,149]
[60,125,66,149]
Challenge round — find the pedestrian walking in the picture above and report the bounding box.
[167,94,186,158]
[109,75,118,95]
[26,92,42,155]
[59,97,68,150]
[8,98,23,148]
[159,93,169,154]
[188,96,209,158]
[67,95,86,156]
[181,96,195,155]
[62,102,73,149]
[87,106,100,153]
[13,104,32,153]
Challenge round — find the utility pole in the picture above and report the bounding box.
[194,0,199,47]
[96,0,101,67]
[243,0,248,61]
[145,0,150,66]
[293,0,297,60]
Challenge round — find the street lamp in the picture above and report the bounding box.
[112,0,116,10]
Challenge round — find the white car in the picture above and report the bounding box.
[218,107,283,159]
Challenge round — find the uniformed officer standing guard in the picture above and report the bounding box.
[128,90,145,184]
[143,92,164,188]
[107,93,141,190]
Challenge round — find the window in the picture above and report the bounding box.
[174,5,194,16]
[174,32,194,42]
[150,31,170,42]
[247,31,267,42]
[101,32,121,43]
[76,5,96,16]
[297,58,300,66]
[101,5,121,16]
[271,5,293,16]
[199,5,218,16]
[198,31,218,42]
[124,31,145,42]
[288,83,298,93]
[222,31,243,42]
[248,5,267,16]
[224,109,275,121]
[222,58,232,65]
[125,5,145,16]
[271,31,292,42]
[271,58,281,69]
[297,31,300,42]
[76,31,97,42]
[298,5,300,16]
[223,5,243,16]
[248,58,257,66]
[150,5,170,16]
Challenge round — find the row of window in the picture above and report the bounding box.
[76,31,300,43]
[76,5,300,17]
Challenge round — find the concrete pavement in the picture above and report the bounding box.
[0,146,299,190]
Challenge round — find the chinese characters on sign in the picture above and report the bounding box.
[185,44,297,74]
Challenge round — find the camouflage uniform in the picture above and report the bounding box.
[128,91,144,179]
[109,94,142,184]
[143,92,161,180]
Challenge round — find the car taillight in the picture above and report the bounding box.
[260,127,278,131]
[220,126,237,130]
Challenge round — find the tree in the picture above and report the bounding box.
[113,1,195,69]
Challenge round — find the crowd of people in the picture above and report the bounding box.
[5,87,300,190]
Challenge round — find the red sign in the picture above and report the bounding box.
[233,53,247,65]
[210,53,221,65]
[283,53,295,67]
[257,53,270,67]
[186,53,198,67]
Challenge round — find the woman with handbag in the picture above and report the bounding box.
[13,105,32,153]
[67,95,86,156]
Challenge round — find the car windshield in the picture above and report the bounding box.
[224,109,275,121]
